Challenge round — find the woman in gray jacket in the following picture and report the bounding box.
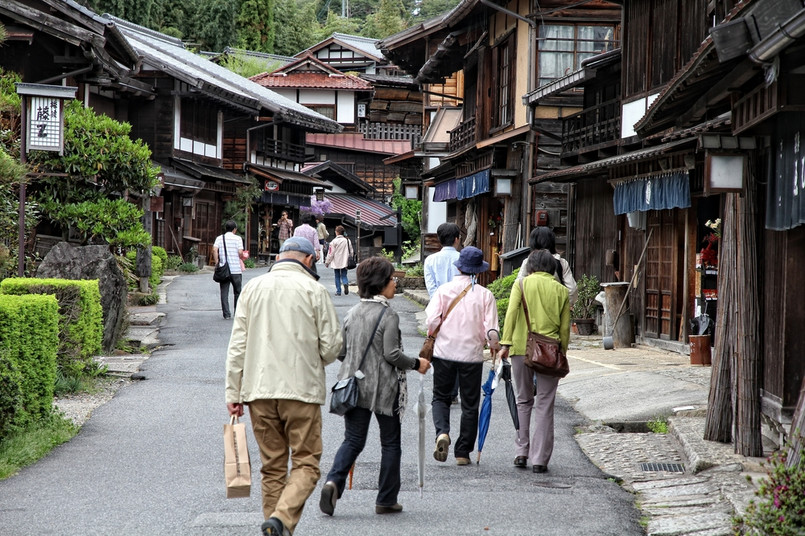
[320,256,430,516]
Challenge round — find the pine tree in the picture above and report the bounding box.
[237,0,276,53]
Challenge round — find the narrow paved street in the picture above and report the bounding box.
[0,267,642,535]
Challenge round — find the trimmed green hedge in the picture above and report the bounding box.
[0,294,59,437]
[0,278,102,377]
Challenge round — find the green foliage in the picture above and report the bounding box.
[646,417,668,434]
[414,0,461,21]
[165,255,183,270]
[152,246,168,266]
[363,0,407,38]
[196,0,237,52]
[218,52,280,78]
[125,249,164,289]
[391,178,421,242]
[0,67,21,114]
[0,411,76,479]
[0,148,38,279]
[273,0,320,56]
[0,279,103,379]
[405,262,424,277]
[223,179,261,234]
[237,0,275,53]
[571,274,601,319]
[40,198,150,248]
[179,262,199,272]
[29,100,160,205]
[0,294,59,437]
[244,257,256,269]
[315,12,361,40]
[487,269,520,330]
[734,444,805,535]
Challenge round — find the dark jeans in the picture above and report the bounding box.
[431,357,483,458]
[219,273,242,318]
[326,406,401,507]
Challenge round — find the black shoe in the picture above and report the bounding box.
[344,286,349,295]
[223,314,231,319]
[375,503,403,514]
[335,292,341,296]
[320,481,337,516]
[260,517,284,536]
[532,464,547,473]
[514,456,527,468]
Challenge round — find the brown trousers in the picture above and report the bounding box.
[247,399,322,534]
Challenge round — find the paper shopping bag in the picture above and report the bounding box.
[224,415,251,498]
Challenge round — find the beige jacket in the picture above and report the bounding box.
[326,234,351,270]
[225,260,343,405]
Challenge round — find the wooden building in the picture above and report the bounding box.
[379,0,620,284]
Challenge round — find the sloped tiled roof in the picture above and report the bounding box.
[306,133,412,155]
[326,193,396,228]
[251,55,372,91]
[107,16,342,133]
[298,33,385,63]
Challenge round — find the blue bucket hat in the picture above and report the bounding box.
[454,246,489,274]
[279,236,316,256]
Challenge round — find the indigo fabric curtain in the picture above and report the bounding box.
[456,169,491,200]
[433,179,457,202]
[613,171,691,215]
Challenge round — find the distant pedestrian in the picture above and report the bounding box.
[212,220,244,319]
[294,213,322,274]
[516,227,577,305]
[325,225,351,295]
[276,211,293,250]
[499,249,570,474]
[425,246,499,466]
[316,216,329,262]
[225,236,343,536]
[424,222,461,298]
[320,256,430,517]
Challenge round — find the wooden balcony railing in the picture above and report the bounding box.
[561,98,621,154]
[448,116,476,153]
[257,136,308,163]
[360,122,422,145]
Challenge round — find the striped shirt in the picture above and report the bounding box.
[213,232,243,274]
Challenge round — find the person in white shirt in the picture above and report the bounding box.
[424,223,461,298]
[212,220,245,319]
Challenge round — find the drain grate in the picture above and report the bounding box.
[639,462,685,473]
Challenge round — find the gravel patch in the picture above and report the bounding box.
[54,377,130,428]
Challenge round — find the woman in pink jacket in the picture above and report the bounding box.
[425,246,499,465]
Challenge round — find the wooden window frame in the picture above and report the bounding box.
[537,23,618,87]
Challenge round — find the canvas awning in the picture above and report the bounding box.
[613,171,691,215]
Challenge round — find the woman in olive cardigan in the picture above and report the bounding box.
[499,249,570,474]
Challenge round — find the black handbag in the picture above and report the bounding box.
[330,308,387,416]
[213,235,232,283]
[346,237,357,270]
[518,280,570,378]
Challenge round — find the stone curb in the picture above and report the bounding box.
[669,417,716,474]
[403,288,429,306]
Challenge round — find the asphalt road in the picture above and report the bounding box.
[0,265,643,535]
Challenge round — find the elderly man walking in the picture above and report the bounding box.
[225,236,343,536]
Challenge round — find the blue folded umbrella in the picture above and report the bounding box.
[476,368,496,464]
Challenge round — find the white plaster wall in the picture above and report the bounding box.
[299,90,335,104]
[337,92,356,124]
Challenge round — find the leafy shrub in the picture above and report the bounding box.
[0,294,59,437]
[0,278,102,378]
[136,291,159,306]
[734,444,805,534]
[647,417,668,434]
[571,274,601,319]
[179,262,198,272]
[39,197,150,248]
[125,248,164,289]
[165,255,183,270]
[244,258,256,269]
[488,269,520,330]
[405,263,424,277]
[152,246,168,266]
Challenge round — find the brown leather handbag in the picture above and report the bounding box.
[419,284,471,361]
[518,279,570,378]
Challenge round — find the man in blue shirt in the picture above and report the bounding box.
[424,223,461,298]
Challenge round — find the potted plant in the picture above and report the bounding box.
[571,274,601,335]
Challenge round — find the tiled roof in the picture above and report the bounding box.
[251,55,372,90]
[326,193,396,228]
[306,133,412,155]
[108,16,341,133]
